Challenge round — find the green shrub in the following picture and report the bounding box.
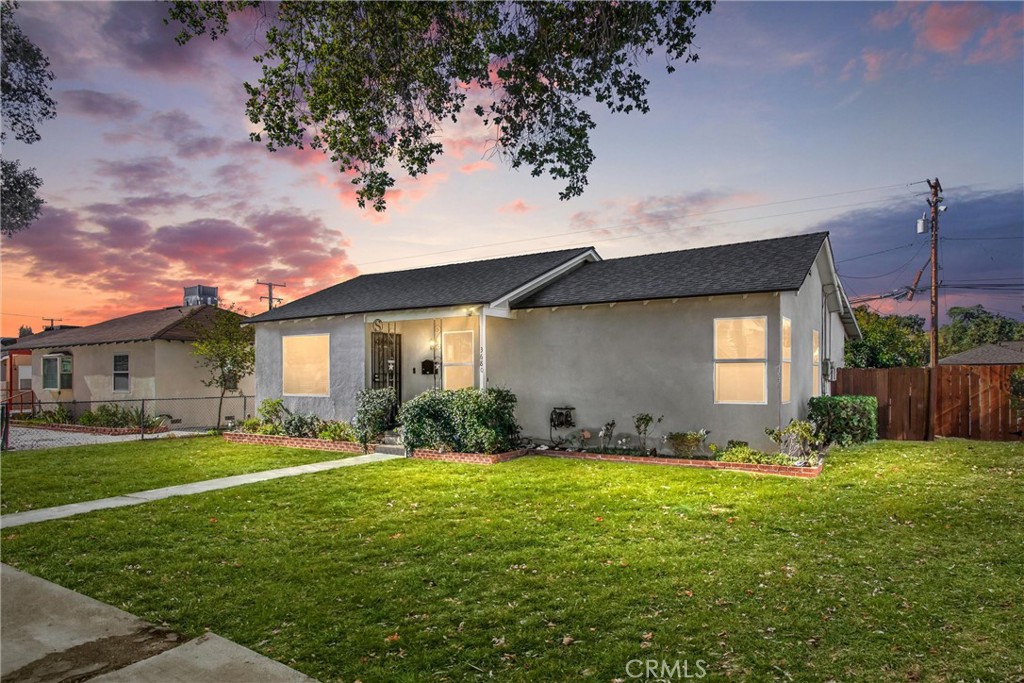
[257,398,288,427]
[354,388,397,449]
[255,422,283,436]
[78,410,99,426]
[714,444,795,466]
[1010,368,1024,411]
[765,420,825,463]
[39,405,73,424]
[808,395,878,446]
[282,413,325,438]
[665,429,710,458]
[400,389,460,452]
[399,387,522,454]
[240,417,263,433]
[318,421,359,442]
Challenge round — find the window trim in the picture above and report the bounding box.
[113,354,130,393]
[713,315,768,405]
[42,353,72,391]
[781,316,792,404]
[441,329,475,391]
[281,333,331,398]
[812,329,821,397]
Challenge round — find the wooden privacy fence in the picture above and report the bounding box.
[831,365,1023,441]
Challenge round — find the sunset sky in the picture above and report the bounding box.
[2,1,1021,338]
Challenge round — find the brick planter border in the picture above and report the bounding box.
[222,430,371,454]
[409,447,822,478]
[527,450,823,478]
[410,448,528,465]
[11,421,169,436]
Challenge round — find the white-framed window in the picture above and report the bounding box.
[282,334,330,397]
[42,354,72,390]
[113,354,130,392]
[714,316,767,404]
[781,317,792,404]
[442,329,475,390]
[812,330,821,397]
[18,364,32,391]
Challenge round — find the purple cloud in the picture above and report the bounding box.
[61,89,142,121]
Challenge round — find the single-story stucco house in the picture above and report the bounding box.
[9,303,254,426]
[247,232,859,450]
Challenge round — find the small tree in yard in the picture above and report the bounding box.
[189,305,255,428]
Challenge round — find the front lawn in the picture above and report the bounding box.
[2,440,1021,682]
[0,437,356,514]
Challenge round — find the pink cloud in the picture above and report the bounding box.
[459,160,495,175]
[498,199,535,214]
[914,3,992,55]
[968,11,1024,64]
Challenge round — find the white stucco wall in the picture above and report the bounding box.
[254,316,366,421]
[31,342,157,403]
[489,293,785,451]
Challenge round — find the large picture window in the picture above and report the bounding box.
[812,330,821,397]
[714,317,767,404]
[113,354,130,392]
[442,330,475,390]
[42,354,72,390]
[282,334,330,396]
[781,317,792,404]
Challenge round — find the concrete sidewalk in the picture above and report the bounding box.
[1,564,317,682]
[0,451,403,529]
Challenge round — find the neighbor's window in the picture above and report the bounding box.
[442,330,475,390]
[282,334,330,396]
[781,317,792,404]
[113,354,130,392]
[812,330,821,397]
[714,317,767,404]
[42,354,72,390]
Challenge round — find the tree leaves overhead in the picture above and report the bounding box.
[1,0,56,145]
[1,0,56,237]
[167,1,714,211]
[939,305,1024,357]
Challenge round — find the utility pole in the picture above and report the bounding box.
[256,280,286,311]
[926,178,943,440]
[41,317,62,330]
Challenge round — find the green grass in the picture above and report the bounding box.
[2,440,1022,682]
[0,437,356,513]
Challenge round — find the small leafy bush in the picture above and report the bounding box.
[39,405,73,424]
[240,417,263,433]
[765,420,825,463]
[282,413,325,438]
[1010,368,1024,411]
[257,398,288,427]
[808,395,878,446]
[713,444,795,466]
[255,422,283,436]
[355,388,397,449]
[665,429,710,458]
[633,413,663,452]
[318,420,359,442]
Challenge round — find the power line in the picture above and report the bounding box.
[836,242,916,264]
[839,242,928,280]
[941,236,1023,241]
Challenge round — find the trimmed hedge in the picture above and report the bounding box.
[399,387,522,454]
[808,395,878,446]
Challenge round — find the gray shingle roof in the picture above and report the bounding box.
[248,247,595,323]
[939,341,1024,365]
[514,232,829,308]
[10,306,219,349]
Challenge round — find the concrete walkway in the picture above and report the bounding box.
[0,452,402,529]
[1,564,317,682]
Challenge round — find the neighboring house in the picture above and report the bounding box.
[248,232,859,449]
[9,305,255,409]
[939,341,1024,365]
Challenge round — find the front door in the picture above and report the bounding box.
[371,329,402,402]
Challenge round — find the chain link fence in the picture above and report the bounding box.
[1,396,254,451]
